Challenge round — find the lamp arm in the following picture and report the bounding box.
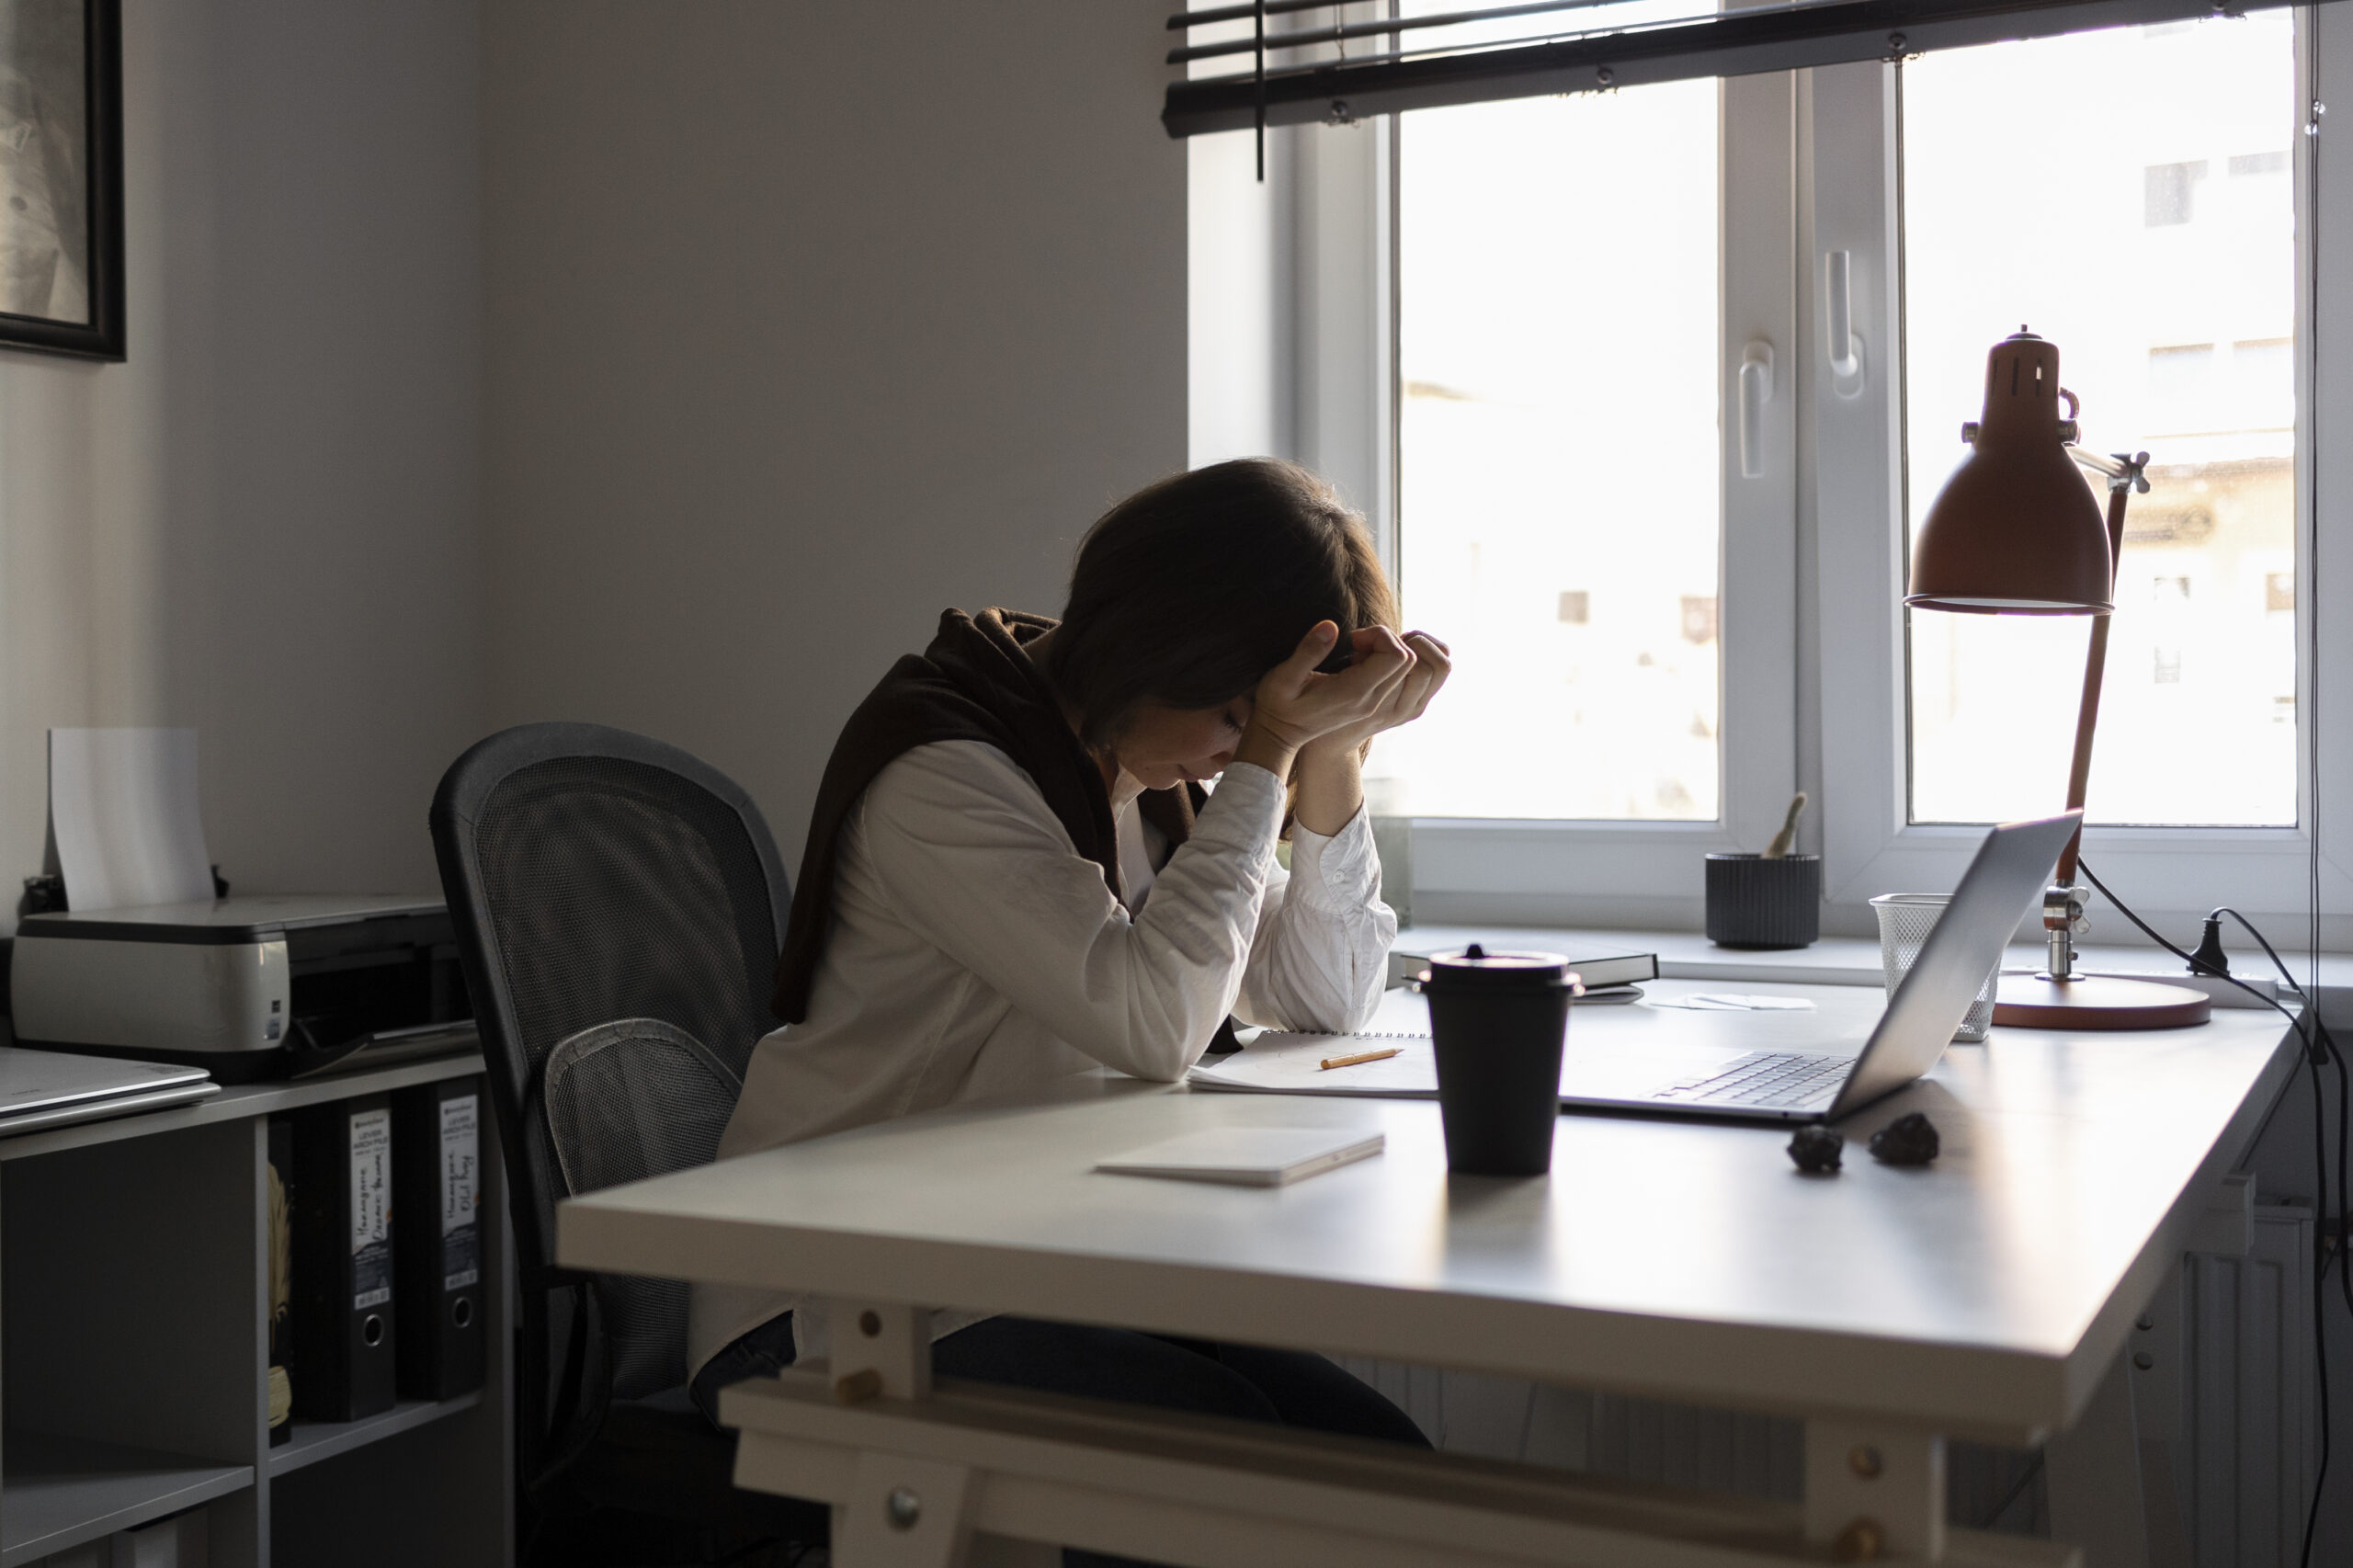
[2046,449,2148,980]
[2066,444,2151,493]
[2052,474,2132,887]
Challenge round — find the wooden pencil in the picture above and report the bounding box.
[1319,1047,1404,1071]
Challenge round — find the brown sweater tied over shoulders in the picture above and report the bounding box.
[770,608,1220,1036]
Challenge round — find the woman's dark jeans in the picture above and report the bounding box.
[690,1312,1430,1568]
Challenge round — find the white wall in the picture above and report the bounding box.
[0,0,484,923]
[480,0,1188,867]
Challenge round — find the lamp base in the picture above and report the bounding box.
[1992,973,2211,1030]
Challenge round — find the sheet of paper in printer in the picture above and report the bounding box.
[49,728,216,911]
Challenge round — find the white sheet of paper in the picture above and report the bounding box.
[1646,993,1818,1012]
[49,728,215,912]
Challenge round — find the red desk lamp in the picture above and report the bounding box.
[1906,329,2210,1029]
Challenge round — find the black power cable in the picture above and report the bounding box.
[2075,858,2342,1567]
[2211,905,2353,1314]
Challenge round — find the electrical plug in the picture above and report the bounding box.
[2188,913,2231,978]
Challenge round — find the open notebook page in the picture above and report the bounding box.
[1188,1030,1438,1098]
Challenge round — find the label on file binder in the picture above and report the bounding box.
[349,1107,392,1310]
[441,1093,481,1290]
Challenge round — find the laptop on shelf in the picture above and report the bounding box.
[0,1048,217,1138]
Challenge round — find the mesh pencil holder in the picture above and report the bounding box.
[1870,893,1997,1043]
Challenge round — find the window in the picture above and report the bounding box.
[1200,6,2346,928]
[1900,17,2301,829]
[2146,343,2217,432]
[1381,82,1724,822]
[2144,159,2208,225]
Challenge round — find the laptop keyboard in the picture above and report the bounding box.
[1648,1051,1850,1111]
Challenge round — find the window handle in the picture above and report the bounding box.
[1738,341,1774,479]
[1824,251,1867,397]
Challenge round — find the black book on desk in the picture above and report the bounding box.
[290,1094,397,1422]
[393,1075,485,1401]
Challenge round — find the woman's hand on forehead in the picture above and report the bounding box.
[1237,621,1448,767]
[1302,629,1451,758]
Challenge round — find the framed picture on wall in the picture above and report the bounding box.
[0,0,120,360]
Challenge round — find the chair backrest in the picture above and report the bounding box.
[543,1017,743,1397]
[428,724,790,1415]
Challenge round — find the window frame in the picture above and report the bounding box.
[1811,13,2353,944]
[1192,75,1803,928]
[1193,6,2353,946]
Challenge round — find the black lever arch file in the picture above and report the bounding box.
[393,1075,486,1401]
[290,1093,397,1421]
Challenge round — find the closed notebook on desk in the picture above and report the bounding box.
[290,1093,396,1421]
[393,1075,485,1401]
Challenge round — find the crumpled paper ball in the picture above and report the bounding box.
[1787,1125,1844,1174]
[1869,1111,1940,1166]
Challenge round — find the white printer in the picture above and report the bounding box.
[10,894,477,1081]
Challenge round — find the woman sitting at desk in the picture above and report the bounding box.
[688,459,1451,1474]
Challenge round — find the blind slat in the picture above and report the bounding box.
[1163,0,2328,137]
[1171,0,1631,65]
[1170,0,1362,28]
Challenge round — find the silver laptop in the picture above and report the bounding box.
[0,1048,217,1138]
[1558,811,2081,1124]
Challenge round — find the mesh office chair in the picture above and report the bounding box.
[429,722,824,1565]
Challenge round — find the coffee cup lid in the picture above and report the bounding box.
[1420,943,1581,990]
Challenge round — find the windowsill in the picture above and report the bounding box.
[1392,921,2353,1022]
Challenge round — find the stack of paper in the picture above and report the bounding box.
[48,728,215,911]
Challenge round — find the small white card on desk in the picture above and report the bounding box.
[1095,1127,1384,1187]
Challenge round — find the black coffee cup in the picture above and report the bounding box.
[1420,945,1578,1176]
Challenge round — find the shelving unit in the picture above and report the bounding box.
[0,1433,249,1567]
[267,1392,481,1477]
[0,1054,512,1568]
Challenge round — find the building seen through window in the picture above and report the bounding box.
[1903,14,2300,826]
[1379,78,1722,821]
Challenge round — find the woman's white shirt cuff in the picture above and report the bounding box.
[1285,803,1380,914]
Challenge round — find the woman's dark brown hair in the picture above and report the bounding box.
[1041,458,1399,749]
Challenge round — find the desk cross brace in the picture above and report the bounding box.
[721,1297,2081,1568]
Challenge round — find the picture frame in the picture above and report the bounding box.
[0,0,122,361]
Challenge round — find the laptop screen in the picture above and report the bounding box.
[1826,811,2080,1119]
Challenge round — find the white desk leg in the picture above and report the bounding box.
[835,1300,934,1399]
[2045,1345,2150,1568]
[2123,1283,2194,1568]
[838,1449,977,1568]
[1804,1419,1946,1561]
[827,1301,974,1568]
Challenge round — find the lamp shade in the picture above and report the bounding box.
[1906,330,2114,615]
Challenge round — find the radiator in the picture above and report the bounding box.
[2176,1206,2314,1567]
[1339,1207,2313,1562]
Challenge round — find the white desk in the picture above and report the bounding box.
[557,983,2300,1568]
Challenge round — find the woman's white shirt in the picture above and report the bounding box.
[688,739,1395,1375]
